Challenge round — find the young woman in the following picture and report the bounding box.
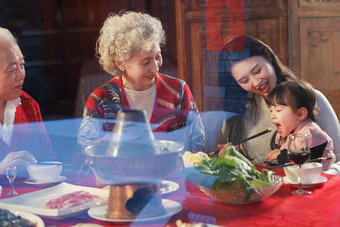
[266,80,335,170]
[76,12,204,166]
[218,35,340,164]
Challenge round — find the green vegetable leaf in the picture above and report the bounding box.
[222,145,253,166]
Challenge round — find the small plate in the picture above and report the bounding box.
[7,209,45,227]
[160,180,179,195]
[283,176,327,188]
[88,199,182,223]
[24,176,67,186]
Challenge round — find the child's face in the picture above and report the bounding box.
[119,42,163,91]
[270,103,303,138]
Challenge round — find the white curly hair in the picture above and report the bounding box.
[96,11,166,77]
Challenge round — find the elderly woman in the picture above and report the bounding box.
[76,12,204,165]
[0,28,55,174]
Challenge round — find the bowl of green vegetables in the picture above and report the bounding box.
[181,146,282,204]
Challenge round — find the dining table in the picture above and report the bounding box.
[0,165,340,227]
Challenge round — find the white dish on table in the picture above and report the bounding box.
[5,209,45,227]
[88,199,182,223]
[102,180,179,195]
[160,180,179,195]
[24,176,67,186]
[0,182,109,220]
[283,176,327,188]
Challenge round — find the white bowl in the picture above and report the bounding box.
[27,164,62,182]
[284,162,322,183]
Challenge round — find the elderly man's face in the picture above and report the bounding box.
[0,41,25,101]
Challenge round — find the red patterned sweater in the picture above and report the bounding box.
[0,91,55,161]
[77,73,205,163]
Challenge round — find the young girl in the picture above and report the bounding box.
[265,80,335,170]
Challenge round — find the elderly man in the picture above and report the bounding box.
[0,27,55,175]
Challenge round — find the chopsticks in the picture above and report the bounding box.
[265,157,332,170]
[209,127,272,157]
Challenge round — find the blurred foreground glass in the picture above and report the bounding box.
[6,165,18,195]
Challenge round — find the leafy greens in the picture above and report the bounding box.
[186,145,274,202]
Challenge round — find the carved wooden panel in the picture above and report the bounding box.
[289,0,340,120]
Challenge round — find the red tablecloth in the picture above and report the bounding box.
[1,168,340,227]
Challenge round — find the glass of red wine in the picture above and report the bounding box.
[288,133,311,195]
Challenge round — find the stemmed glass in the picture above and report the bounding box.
[287,134,311,195]
[6,165,18,195]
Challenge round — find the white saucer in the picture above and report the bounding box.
[102,180,180,195]
[88,199,182,223]
[24,176,67,186]
[283,176,327,188]
[160,180,180,195]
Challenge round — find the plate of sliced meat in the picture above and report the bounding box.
[0,182,109,220]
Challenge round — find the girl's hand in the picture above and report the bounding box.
[266,149,281,162]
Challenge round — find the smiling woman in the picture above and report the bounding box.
[75,11,205,168]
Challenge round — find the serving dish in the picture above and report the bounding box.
[0,182,109,220]
[6,209,45,227]
[198,175,283,204]
[88,199,182,223]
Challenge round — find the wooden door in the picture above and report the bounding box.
[289,0,340,120]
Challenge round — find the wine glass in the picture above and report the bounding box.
[287,134,311,195]
[6,165,18,195]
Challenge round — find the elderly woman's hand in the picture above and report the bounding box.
[91,134,111,145]
[0,151,37,175]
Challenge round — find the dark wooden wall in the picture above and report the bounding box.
[175,0,288,113]
[0,0,177,119]
[175,0,340,120]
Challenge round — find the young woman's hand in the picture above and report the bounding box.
[217,142,239,157]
